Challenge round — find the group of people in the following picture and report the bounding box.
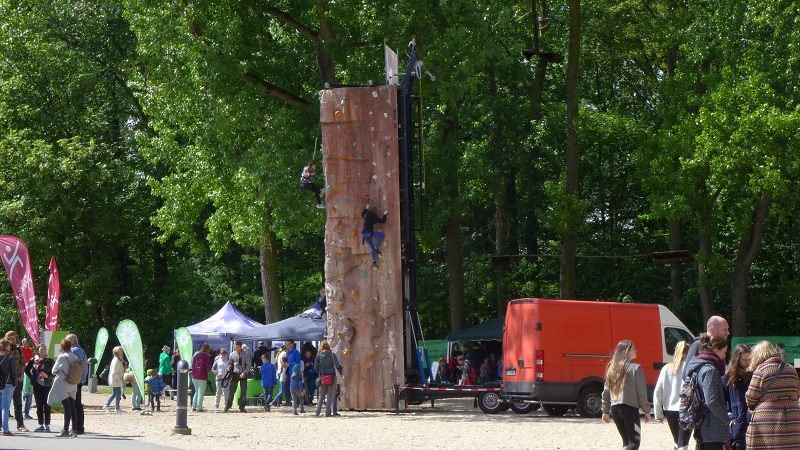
[438,342,502,385]
[0,331,88,438]
[604,315,800,450]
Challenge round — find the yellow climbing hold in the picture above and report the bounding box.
[338,303,344,312]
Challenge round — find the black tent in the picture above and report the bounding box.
[445,316,505,342]
[230,315,327,342]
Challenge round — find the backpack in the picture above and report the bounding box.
[0,355,9,387]
[678,371,706,431]
[65,354,84,385]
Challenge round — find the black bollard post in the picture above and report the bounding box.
[171,360,191,435]
[87,357,98,393]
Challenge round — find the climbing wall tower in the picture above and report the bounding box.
[320,85,404,409]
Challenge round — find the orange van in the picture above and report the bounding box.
[500,298,694,417]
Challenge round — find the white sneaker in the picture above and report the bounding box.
[114,409,125,413]
[102,405,109,412]
[316,204,325,209]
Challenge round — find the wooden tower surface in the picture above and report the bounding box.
[319,85,403,410]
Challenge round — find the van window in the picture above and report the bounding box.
[664,327,695,356]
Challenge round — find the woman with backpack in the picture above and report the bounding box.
[654,340,690,449]
[722,343,752,450]
[745,340,800,449]
[684,334,731,450]
[47,338,79,438]
[601,340,651,450]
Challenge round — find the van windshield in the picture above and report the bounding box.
[664,327,695,356]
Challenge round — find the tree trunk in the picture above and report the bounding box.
[445,214,467,333]
[489,58,508,315]
[561,0,581,299]
[443,115,467,333]
[259,228,283,323]
[731,192,771,337]
[669,220,683,305]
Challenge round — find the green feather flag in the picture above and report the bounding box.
[93,327,109,374]
[175,327,193,369]
[116,320,144,398]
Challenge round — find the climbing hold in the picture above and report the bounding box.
[372,175,377,179]
[386,172,391,177]
[337,125,341,129]
[349,212,354,217]
[384,135,390,140]
[352,141,357,146]
[372,161,377,166]
[353,104,358,108]
[358,260,363,264]
[388,269,393,274]
[350,230,356,237]
[369,111,373,115]
[335,111,342,118]
[338,303,345,312]
[372,92,378,97]
[386,152,391,156]
[337,332,343,339]
[370,127,375,131]
[332,207,337,214]
[335,252,343,257]
[336,279,342,284]
[382,195,387,201]
[344,349,352,355]
[359,270,367,276]
[351,291,357,296]
[383,112,388,118]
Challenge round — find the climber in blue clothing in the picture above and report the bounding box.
[362,204,388,267]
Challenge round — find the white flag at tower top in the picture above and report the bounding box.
[385,44,399,85]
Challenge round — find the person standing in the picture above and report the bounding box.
[654,340,690,450]
[776,342,788,363]
[684,334,731,450]
[602,340,652,450]
[102,346,126,413]
[282,340,300,407]
[745,340,800,449]
[361,204,387,267]
[24,343,54,432]
[0,338,18,436]
[722,343,752,450]
[252,341,270,366]
[66,333,88,434]
[212,350,229,410]
[302,348,315,405]
[20,338,33,420]
[159,346,173,400]
[683,316,730,378]
[4,331,27,432]
[224,341,251,413]
[290,364,305,415]
[47,338,79,438]
[449,343,462,384]
[191,344,212,412]
[259,354,276,412]
[314,340,342,417]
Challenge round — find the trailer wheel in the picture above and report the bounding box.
[478,392,505,414]
[543,404,570,417]
[576,387,603,418]
[510,402,540,414]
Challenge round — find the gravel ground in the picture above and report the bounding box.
[75,391,678,450]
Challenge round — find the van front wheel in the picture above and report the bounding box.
[478,392,505,414]
[543,404,570,417]
[576,388,603,418]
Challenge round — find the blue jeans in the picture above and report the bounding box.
[23,393,31,416]
[281,377,291,404]
[363,231,384,261]
[0,384,14,432]
[105,387,122,410]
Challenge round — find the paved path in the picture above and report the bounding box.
[0,417,179,450]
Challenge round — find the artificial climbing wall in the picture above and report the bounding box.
[320,85,403,410]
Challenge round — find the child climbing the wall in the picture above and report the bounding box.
[362,203,388,267]
[300,160,325,209]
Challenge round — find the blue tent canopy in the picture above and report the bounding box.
[230,315,326,342]
[177,301,262,353]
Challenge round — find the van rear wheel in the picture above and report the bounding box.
[543,404,570,417]
[510,402,540,414]
[478,392,505,414]
[576,388,603,418]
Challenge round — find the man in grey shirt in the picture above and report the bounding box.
[224,341,252,413]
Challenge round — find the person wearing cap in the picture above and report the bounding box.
[159,345,173,400]
[5,331,27,432]
[224,341,252,413]
[252,341,269,367]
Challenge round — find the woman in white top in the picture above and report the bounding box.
[102,346,126,412]
[654,340,690,450]
[212,349,229,410]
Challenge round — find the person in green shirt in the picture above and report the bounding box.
[159,346,173,400]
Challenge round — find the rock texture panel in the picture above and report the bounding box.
[320,85,403,410]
